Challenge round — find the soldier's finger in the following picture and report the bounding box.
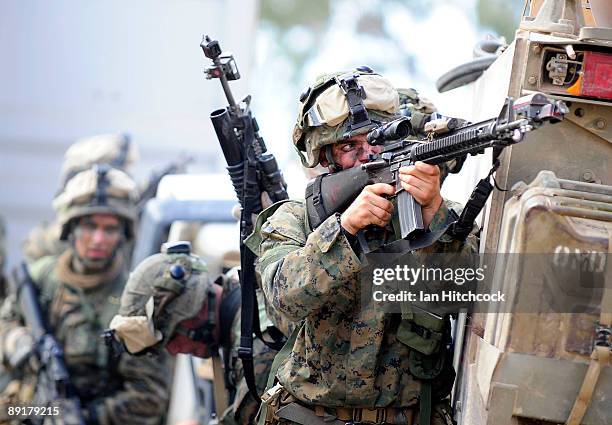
[401,182,416,196]
[400,167,439,186]
[413,161,440,176]
[368,203,393,224]
[367,193,394,213]
[401,183,430,205]
[365,183,395,197]
[400,176,427,194]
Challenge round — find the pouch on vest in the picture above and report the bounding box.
[396,305,446,356]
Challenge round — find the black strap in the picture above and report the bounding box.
[365,221,454,258]
[447,156,502,241]
[220,286,241,347]
[312,174,327,225]
[337,74,371,133]
[238,162,285,401]
[175,324,216,345]
[93,164,111,206]
[219,285,241,401]
[238,239,261,401]
[237,140,260,400]
[419,381,432,425]
[447,178,493,241]
[325,145,342,173]
[372,156,502,255]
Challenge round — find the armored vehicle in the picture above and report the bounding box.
[445,1,611,424]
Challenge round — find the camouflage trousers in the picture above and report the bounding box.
[259,384,455,425]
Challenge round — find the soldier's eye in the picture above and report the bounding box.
[102,226,121,237]
[341,143,356,152]
[81,222,97,233]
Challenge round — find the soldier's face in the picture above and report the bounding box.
[73,214,122,262]
[325,134,382,170]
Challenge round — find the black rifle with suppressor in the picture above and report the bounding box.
[9,263,85,425]
[306,93,568,249]
[201,35,288,401]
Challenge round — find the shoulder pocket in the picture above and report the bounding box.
[247,200,307,256]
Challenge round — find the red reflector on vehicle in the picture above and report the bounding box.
[582,51,612,100]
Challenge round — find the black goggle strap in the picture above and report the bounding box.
[93,164,111,206]
[301,73,371,131]
[336,73,371,133]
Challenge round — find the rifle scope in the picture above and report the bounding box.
[367,117,412,145]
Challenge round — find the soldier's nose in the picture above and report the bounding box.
[91,228,106,244]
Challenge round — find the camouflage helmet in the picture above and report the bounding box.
[293,68,400,168]
[59,133,138,189]
[53,164,139,240]
[113,243,212,353]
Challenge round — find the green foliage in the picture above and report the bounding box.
[258,0,426,83]
[260,0,331,30]
[476,0,523,41]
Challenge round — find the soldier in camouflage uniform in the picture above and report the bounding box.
[0,164,171,424]
[22,133,137,264]
[109,246,276,425]
[246,69,479,425]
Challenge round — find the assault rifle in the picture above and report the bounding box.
[10,263,85,425]
[201,35,288,401]
[306,93,568,247]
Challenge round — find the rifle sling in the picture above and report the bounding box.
[365,223,453,258]
[305,175,327,229]
[447,178,494,241]
[239,239,286,402]
[238,244,262,402]
[365,163,499,256]
[219,285,241,401]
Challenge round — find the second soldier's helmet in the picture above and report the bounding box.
[59,133,138,190]
[53,164,139,240]
[110,243,218,357]
[293,68,400,168]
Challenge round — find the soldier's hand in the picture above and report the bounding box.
[340,183,395,235]
[398,162,443,227]
[1,327,35,369]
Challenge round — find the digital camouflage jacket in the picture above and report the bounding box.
[249,199,478,408]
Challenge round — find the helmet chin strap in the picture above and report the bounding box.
[325,145,343,173]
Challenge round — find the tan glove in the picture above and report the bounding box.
[0,326,35,369]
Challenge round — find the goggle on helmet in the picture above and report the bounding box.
[293,67,400,168]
